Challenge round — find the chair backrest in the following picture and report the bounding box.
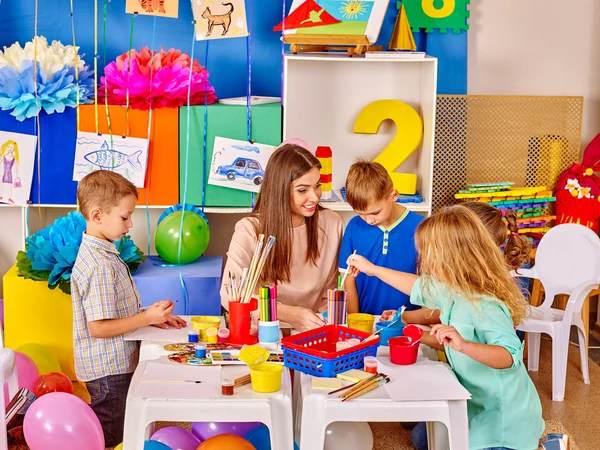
[535,224,600,305]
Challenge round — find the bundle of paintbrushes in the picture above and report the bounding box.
[259,286,278,322]
[327,289,347,325]
[234,374,251,389]
[225,234,276,303]
[328,373,390,402]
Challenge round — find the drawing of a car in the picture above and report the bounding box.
[216,157,264,186]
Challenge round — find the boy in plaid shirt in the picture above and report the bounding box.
[71,170,185,447]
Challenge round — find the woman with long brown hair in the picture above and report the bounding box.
[220,144,343,331]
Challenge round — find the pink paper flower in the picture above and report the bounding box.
[100,47,217,109]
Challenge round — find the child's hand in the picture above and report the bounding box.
[431,325,467,353]
[144,300,175,326]
[381,309,397,321]
[346,254,377,276]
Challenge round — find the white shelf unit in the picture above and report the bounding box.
[283,54,437,215]
[0,54,438,292]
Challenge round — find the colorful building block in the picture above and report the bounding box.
[133,256,223,316]
[80,106,179,206]
[179,103,282,207]
[3,265,76,379]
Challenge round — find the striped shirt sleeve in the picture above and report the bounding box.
[83,264,118,322]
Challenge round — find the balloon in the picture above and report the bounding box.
[23,392,104,450]
[4,352,39,407]
[192,422,261,441]
[151,426,201,450]
[244,425,271,450]
[115,444,123,450]
[280,138,311,151]
[198,434,256,450]
[324,422,373,450]
[155,211,210,264]
[33,372,74,397]
[145,441,173,450]
[16,343,61,375]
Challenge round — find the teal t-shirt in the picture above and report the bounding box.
[411,277,544,450]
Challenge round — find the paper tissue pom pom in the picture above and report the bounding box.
[0,36,92,121]
[16,211,145,294]
[100,46,217,109]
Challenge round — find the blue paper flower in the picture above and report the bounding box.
[17,211,146,294]
[0,60,94,122]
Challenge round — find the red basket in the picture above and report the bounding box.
[281,325,379,359]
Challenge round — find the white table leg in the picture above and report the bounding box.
[427,421,450,450]
[299,396,327,450]
[446,400,469,450]
[122,398,149,450]
[270,395,295,450]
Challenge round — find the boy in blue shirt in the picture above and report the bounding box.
[339,160,424,315]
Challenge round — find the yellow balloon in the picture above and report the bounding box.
[16,343,61,375]
[114,444,123,450]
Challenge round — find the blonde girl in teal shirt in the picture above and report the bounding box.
[347,205,544,450]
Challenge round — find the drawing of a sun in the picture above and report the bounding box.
[340,1,367,20]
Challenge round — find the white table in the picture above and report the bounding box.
[122,317,295,450]
[295,346,471,450]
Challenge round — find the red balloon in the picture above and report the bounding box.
[33,372,74,397]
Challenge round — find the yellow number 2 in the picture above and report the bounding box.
[353,100,423,195]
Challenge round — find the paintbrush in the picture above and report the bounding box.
[244,235,276,303]
[339,373,386,399]
[365,306,406,342]
[243,235,265,301]
[339,250,356,290]
[342,376,390,402]
[328,372,380,395]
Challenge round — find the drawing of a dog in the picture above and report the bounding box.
[202,2,235,36]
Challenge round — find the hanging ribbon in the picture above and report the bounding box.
[145,16,157,256]
[94,0,99,135]
[281,0,286,105]
[103,1,115,153]
[33,0,41,213]
[201,42,209,213]
[246,0,254,208]
[124,13,137,140]
[69,0,80,133]
[176,24,199,314]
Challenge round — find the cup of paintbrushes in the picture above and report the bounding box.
[229,298,258,345]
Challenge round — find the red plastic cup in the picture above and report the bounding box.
[229,298,259,345]
[389,325,424,365]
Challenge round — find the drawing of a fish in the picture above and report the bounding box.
[84,141,143,171]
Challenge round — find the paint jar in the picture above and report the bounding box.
[363,356,378,374]
[194,344,207,359]
[218,328,230,343]
[347,338,360,347]
[205,327,218,343]
[221,379,234,396]
[336,341,350,352]
[258,320,280,346]
[188,330,199,343]
[229,298,259,345]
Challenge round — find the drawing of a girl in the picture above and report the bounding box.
[0,140,20,204]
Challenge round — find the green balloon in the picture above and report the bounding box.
[155,211,210,264]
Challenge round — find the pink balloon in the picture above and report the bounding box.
[4,352,39,407]
[280,138,311,151]
[24,392,105,450]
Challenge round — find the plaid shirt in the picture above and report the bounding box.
[71,233,141,382]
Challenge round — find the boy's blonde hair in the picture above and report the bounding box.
[77,170,138,219]
[345,160,394,211]
[416,205,528,326]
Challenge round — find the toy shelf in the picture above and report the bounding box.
[283,53,437,216]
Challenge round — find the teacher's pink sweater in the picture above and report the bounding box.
[220,209,343,312]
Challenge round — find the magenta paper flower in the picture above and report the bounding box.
[99,47,217,109]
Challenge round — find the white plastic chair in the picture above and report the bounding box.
[514,224,600,401]
[0,348,18,450]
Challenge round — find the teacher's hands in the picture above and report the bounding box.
[286,305,325,332]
